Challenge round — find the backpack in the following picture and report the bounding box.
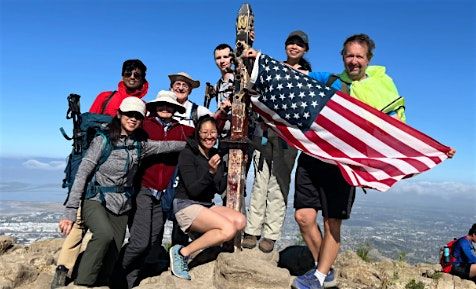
[60,93,140,205]
[191,102,199,126]
[326,74,351,95]
[161,168,180,221]
[439,237,458,273]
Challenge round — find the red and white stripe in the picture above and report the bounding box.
[251,91,450,192]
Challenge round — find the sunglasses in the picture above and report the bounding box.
[122,111,144,120]
[286,39,307,49]
[157,104,176,112]
[123,71,143,79]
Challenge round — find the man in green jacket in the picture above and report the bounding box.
[293,34,404,289]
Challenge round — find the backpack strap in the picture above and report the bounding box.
[191,102,199,126]
[100,91,117,114]
[326,74,350,95]
[380,96,405,114]
[95,131,113,166]
[84,136,141,201]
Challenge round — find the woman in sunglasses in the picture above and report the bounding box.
[284,30,312,73]
[58,97,186,287]
[169,115,246,280]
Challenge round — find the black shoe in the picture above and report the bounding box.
[51,265,68,289]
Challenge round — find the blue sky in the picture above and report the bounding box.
[0,0,475,201]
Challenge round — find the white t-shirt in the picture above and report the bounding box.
[173,100,212,128]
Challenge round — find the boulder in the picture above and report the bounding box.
[0,235,15,255]
[0,236,475,289]
[213,249,290,289]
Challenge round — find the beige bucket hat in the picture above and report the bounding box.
[168,72,200,89]
[146,90,186,114]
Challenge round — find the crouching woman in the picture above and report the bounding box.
[58,97,186,287]
[169,115,246,280]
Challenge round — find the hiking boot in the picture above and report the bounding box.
[298,268,336,288]
[292,272,323,289]
[242,234,258,249]
[169,244,191,280]
[50,265,68,289]
[258,238,275,253]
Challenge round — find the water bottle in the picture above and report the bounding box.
[443,245,450,263]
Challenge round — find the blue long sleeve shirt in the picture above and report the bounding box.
[453,236,476,265]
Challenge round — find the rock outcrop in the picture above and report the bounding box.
[0,235,474,289]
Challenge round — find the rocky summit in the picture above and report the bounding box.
[0,235,474,289]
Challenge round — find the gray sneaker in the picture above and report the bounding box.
[50,265,68,289]
[169,245,191,280]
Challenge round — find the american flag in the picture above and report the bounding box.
[250,53,451,192]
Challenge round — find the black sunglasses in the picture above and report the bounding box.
[123,71,143,79]
[285,39,307,49]
[122,111,144,120]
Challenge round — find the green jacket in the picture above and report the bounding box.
[339,66,406,122]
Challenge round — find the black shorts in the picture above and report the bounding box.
[451,263,471,279]
[294,154,355,219]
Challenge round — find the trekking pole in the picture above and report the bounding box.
[60,94,83,153]
[204,82,217,108]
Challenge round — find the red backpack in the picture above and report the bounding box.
[439,238,459,273]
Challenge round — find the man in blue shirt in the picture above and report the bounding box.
[452,223,476,281]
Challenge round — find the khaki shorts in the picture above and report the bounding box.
[175,204,205,232]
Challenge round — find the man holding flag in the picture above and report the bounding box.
[294,33,406,289]
[245,33,455,289]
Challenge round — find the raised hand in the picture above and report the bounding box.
[208,154,221,174]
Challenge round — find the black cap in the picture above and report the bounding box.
[284,30,309,51]
[286,30,309,45]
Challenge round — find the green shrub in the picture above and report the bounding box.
[431,272,443,280]
[356,243,371,262]
[164,242,172,251]
[392,271,399,280]
[405,279,425,289]
[398,251,407,262]
[295,233,305,245]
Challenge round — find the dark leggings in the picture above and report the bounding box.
[121,190,165,288]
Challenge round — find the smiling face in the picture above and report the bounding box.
[342,42,370,81]
[171,81,191,104]
[122,68,144,91]
[285,42,307,62]
[119,111,143,135]
[198,120,218,152]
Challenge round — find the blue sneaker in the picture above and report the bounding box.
[323,268,336,288]
[169,245,191,280]
[296,268,336,288]
[292,273,323,289]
